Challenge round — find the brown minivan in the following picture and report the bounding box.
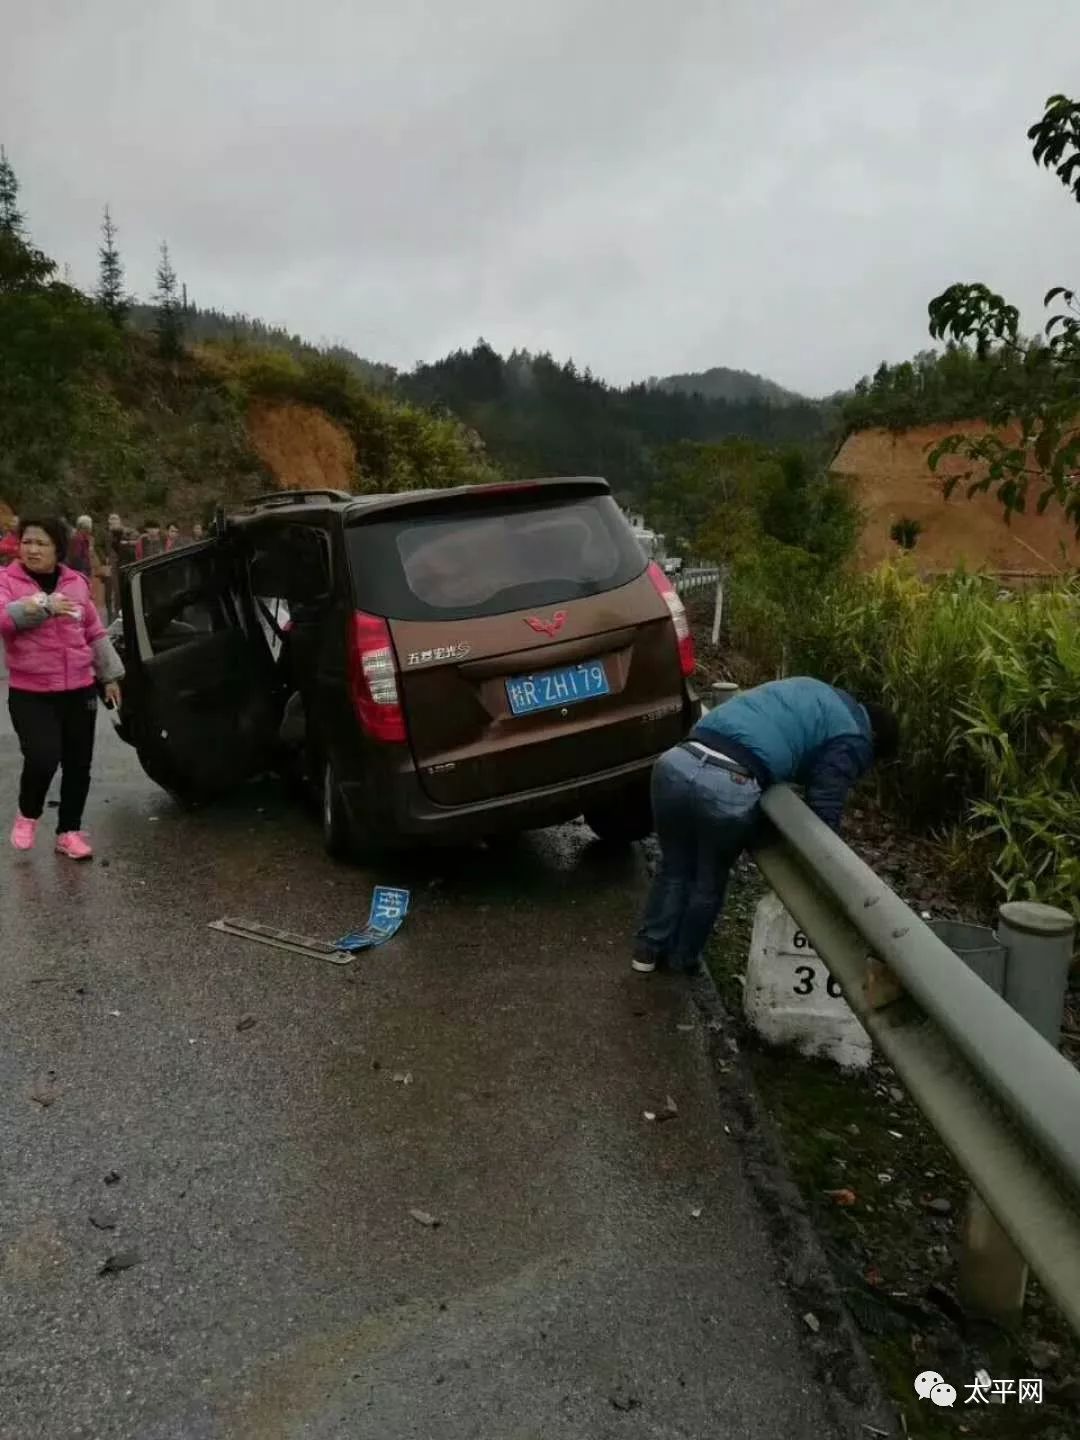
[115,478,699,857]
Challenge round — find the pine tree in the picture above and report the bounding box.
[0,145,54,293]
[97,205,129,328]
[154,240,183,359]
[0,145,25,236]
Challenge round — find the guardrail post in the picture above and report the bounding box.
[957,901,1076,1325]
[998,900,1076,1047]
[958,1194,1029,1324]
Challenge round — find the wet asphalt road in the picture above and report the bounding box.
[1,691,848,1440]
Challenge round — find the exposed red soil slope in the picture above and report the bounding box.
[832,423,1080,574]
[247,402,357,494]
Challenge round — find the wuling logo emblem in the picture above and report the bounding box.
[524,611,567,638]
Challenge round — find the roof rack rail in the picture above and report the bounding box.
[245,489,353,510]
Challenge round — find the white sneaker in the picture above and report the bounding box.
[631,956,658,973]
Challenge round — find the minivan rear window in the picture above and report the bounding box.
[346,495,646,621]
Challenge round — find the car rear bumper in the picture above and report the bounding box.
[339,751,660,844]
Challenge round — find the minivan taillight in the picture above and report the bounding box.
[647,562,695,677]
[347,611,406,743]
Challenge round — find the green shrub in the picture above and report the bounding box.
[795,564,1080,915]
[726,538,831,683]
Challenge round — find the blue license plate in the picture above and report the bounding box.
[506,661,610,716]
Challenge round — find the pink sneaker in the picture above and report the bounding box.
[11,814,37,851]
[55,831,94,861]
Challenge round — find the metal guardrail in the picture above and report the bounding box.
[752,785,1080,1336]
[674,566,720,596]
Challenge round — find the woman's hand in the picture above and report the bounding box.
[52,595,82,618]
[103,681,122,709]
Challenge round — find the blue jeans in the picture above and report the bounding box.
[635,745,762,970]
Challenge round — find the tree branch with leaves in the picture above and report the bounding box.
[926,95,1080,532]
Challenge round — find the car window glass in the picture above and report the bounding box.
[250,527,329,600]
[248,526,330,659]
[140,554,233,655]
[346,496,644,621]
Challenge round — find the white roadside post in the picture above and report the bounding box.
[710,567,728,647]
[744,893,872,1070]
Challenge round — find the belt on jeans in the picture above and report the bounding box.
[679,740,755,781]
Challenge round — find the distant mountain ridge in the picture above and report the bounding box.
[130,302,805,410]
[654,366,806,407]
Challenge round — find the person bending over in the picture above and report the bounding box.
[633,676,898,976]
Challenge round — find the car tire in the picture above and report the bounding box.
[583,782,654,845]
[321,757,355,860]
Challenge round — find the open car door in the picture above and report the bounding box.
[119,541,282,801]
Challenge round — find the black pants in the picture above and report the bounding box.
[8,687,98,833]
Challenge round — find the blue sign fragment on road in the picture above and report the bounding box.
[335,886,411,952]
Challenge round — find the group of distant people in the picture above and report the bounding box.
[0,511,206,621]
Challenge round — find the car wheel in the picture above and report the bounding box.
[321,757,355,860]
[583,782,654,845]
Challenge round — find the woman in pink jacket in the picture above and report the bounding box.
[0,518,124,860]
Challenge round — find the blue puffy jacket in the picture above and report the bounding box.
[689,676,873,830]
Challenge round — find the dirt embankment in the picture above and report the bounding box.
[247,402,357,494]
[833,424,1080,575]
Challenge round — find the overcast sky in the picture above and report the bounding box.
[4,1,1078,395]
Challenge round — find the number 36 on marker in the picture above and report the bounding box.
[789,934,843,998]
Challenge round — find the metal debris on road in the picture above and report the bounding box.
[391,1071,414,1085]
[409,1209,440,1228]
[99,1251,140,1275]
[209,918,355,964]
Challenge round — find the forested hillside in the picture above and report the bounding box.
[841,344,1056,432]
[399,341,832,500]
[0,150,495,520]
[654,364,806,407]
[128,303,395,390]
